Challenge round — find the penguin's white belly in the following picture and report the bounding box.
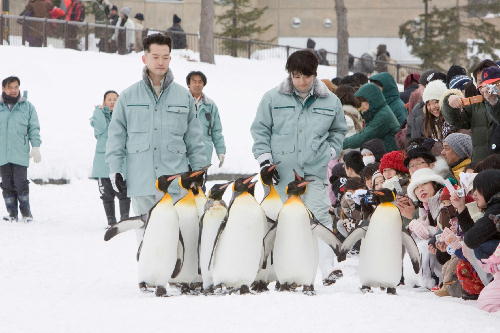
[200,205,227,289]
[359,206,402,288]
[171,204,201,283]
[261,197,282,222]
[212,196,266,288]
[274,203,317,285]
[138,205,179,287]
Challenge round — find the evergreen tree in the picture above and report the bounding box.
[399,2,500,70]
[216,0,272,57]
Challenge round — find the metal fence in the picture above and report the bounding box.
[0,14,422,82]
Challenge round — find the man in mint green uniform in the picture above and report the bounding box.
[251,50,347,284]
[106,34,206,218]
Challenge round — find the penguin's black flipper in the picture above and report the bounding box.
[262,222,278,269]
[172,231,185,279]
[308,210,343,259]
[197,214,205,275]
[402,231,421,273]
[137,240,144,261]
[104,216,145,241]
[339,227,367,261]
[208,218,227,270]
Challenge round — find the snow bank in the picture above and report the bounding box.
[0,46,337,180]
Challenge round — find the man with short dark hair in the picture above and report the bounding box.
[251,49,347,285]
[0,76,41,222]
[343,151,364,178]
[106,34,206,219]
[186,71,226,167]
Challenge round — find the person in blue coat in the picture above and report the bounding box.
[0,76,41,222]
[91,90,130,227]
[251,50,347,285]
[106,34,206,219]
[186,71,226,168]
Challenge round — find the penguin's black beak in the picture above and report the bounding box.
[267,161,281,171]
[243,173,257,184]
[248,181,257,189]
[220,181,233,189]
[189,170,205,178]
[167,174,180,182]
[297,181,311,188]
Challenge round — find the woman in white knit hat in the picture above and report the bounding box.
[407,167,447,289]
[422,80,455,140]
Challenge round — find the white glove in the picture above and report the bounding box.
[30,147,41,163]
[109,173,124,193]
[218,154,225,167]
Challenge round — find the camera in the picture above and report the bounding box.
[456,188,465,198]
[486,84,500,95]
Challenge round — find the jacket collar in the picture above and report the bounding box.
[278,77,330,98]
[142,67,174,97]
[451,157,471,170]
[0,93,27,105]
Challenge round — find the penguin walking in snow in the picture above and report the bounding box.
[210,174,267,294]
[339,189,421,294]
[252,163,282,292]
[170,170,206,293]
[198,182,232,293]
[271,172,344,295]
[104,175,184,297]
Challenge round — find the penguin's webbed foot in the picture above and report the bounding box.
[275,281,281,291]
[202,285,214,295]
[139,282,154,293]
[360,285,373,293]
[251,280,269,293]
[302,285,316,296]
[155,286,168,297]
[279,282,289,292]
[387,287,397,295]
[323,269,343,286]
[180,283,191,294]
[239,285,250,295]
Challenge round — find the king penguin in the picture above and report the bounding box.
[191,169,208,218]
[210,174,267,294]
[105,174,184,297]
[339,189,421,294]
[170,170,206,292]
[252,163,283,292]
[198,182,232,292]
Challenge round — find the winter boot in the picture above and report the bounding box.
[119,197,131,221]
[18,194,33,221]
[103,200,117,226]
[2,195,18,221]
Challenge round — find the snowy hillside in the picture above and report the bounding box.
[0,46,337,181]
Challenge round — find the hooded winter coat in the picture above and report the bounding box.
[105,68,206,197]
[343,83,400,151]
[370,72,408,126]
[0,93,41,167]
[251,78,347,188]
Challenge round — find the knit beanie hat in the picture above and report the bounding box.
[449,75,471,91]
[407,168,445,201]
[443,133,473,160]
[446,65,467,88]
[361,138,386,162]
[120,7,131,17]
[379,151,409,174]
[423,79,447,103]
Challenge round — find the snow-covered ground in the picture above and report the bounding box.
[1,180,499,332]
[0,46,336,180]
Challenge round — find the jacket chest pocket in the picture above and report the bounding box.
[165,105,189,135]
[311,107,335,134]
[271,106,295,134]
[126,105,150,145]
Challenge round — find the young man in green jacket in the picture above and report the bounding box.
[105,34,206,220]
[251,50,347,284]
[186,71,226,168]
[0,76,41,222]
[370,72,408,126]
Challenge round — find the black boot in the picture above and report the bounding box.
[18,194,32,222]
[119,197,131,221]
[103,200,117,226]
[2,195,18,221]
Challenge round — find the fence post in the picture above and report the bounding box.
[0,15,3,46]
[396,64,401,83]
[43,18,47,47]
[286,45,290,58]
[247,39,252,59]
[22,15,26,46]
[85,22,89,51]
[63,20,68,48]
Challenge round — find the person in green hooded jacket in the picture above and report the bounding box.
[343,83,400,152]
[370,72,407,126]
[91,90,130,227]
[0,76,41,223]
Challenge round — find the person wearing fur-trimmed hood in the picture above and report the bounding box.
[251,49,347,285]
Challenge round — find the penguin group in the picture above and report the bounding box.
[104,169,422,297]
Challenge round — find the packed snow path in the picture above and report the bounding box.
[1,180,499,333]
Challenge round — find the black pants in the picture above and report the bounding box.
[98,178,130,225]
[0,163,31,218]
